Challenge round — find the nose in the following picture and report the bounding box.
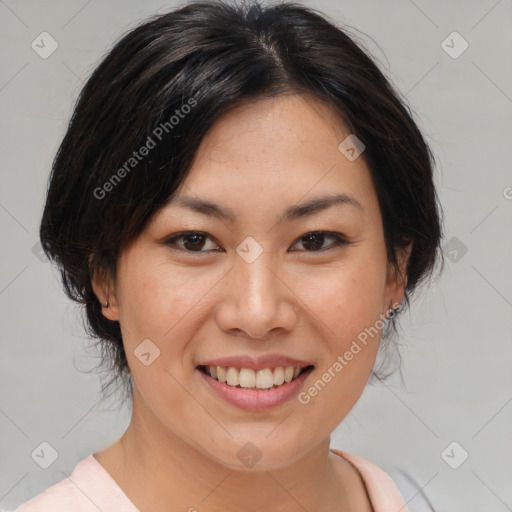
[215,252,298,340]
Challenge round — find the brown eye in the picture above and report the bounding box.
[165,232,220,253]
[181,233,207,251]
[291,232,349,252]
[302,232,326,251]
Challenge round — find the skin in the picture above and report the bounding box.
[92,93,409,511]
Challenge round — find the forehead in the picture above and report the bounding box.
[189,93,352,173]
[169,93,378,222]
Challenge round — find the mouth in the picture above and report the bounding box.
[196,354,315,410]
[197,364,315,391]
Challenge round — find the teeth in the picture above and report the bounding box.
[217,366,227,383]
[226,367,239,386]
[256,369,274,389]
[239,368,256,388]
[273,367,285,385]
[205,365,305,389]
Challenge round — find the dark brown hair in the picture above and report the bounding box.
[40,0,443,402]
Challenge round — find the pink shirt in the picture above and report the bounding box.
[11,449,408,511]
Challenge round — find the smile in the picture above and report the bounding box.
[198,365,314,390]
[196,360,315,410]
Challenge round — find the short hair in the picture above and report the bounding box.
[40,0,443,402]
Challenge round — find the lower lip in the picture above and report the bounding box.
[198,367,314,411]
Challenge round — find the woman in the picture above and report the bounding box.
[14,1,442,510]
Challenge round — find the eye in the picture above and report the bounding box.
[164,231,221,253]
[290,231,349,252]
[163,230,350,254]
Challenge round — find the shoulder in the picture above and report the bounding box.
[330,449,409,511]
[11,470,90,512]
[11,454,138,512]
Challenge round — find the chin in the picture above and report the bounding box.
[200,434,313,472]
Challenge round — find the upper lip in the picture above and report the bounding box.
[197,354,313,371]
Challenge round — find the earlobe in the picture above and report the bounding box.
[99,294,119,321]
[93,283,120,321]
[90,263,119,321]
[386,242,412,306]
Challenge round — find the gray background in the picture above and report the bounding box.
[1,0,511,510]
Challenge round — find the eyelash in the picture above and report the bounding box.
[163,231,350,254]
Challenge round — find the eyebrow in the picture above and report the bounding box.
[172,193,363,224]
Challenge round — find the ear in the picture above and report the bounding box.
[385,242,412,309]
[89,256,120,321]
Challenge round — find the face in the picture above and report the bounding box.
[95,93,405,471]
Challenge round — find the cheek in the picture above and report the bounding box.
[115,259,201,417]
[294,251,388,404]
[116,256,205,339]
[299,255,388,340]
[114,255,224,391]
[294,265,386,430]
